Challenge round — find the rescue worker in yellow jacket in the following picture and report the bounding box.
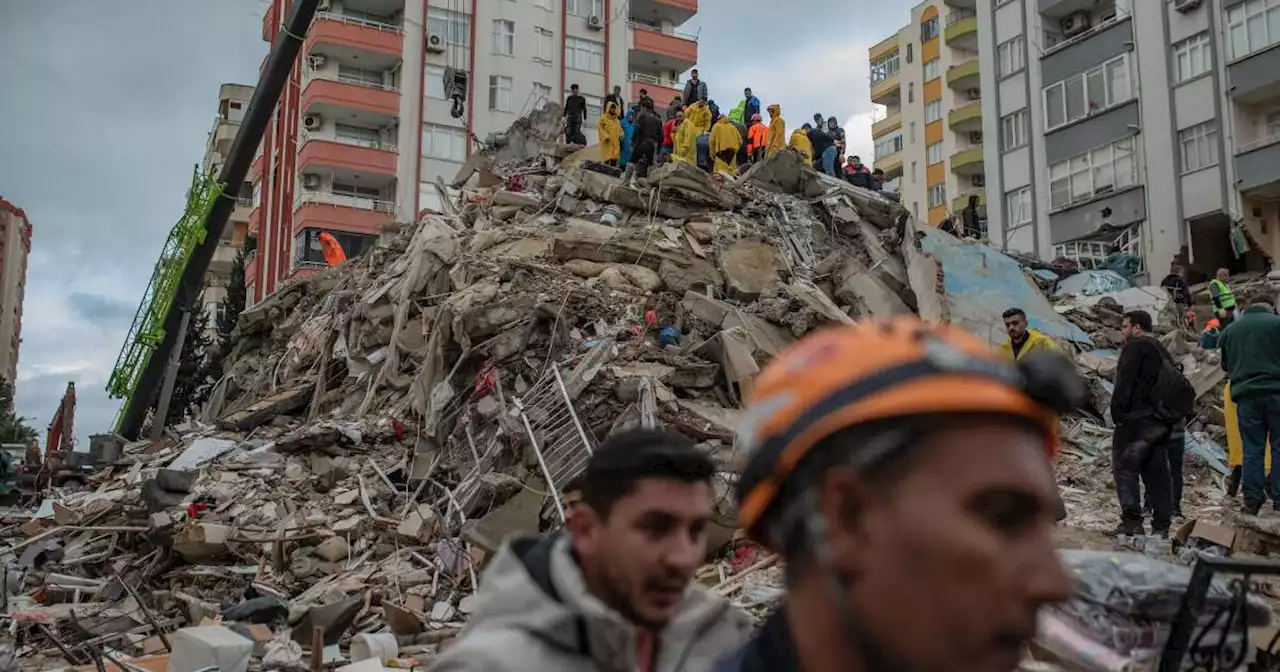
[672,111,699,164]
[597,101,623,166]
[709,115,742,175]
[686,100,712,135]
[766,104,785,157]
[788,124,813,164]
[1000,307,1066,521]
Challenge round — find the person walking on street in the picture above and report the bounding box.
[563,84,587,145]
[631,99,663,179]
[1219,298,1280,515]
[713,318,1079,672]
[1211,267,1239,327]
[1109,310,1185,537]
[682,69,708,104]
[746,113,768,163]
[430,428,752,672]
[766,104,785,157]
[742,88,761,124]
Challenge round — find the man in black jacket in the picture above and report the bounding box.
[563,85,587,145]
[631,99,663,179]
[807,125,834,174]
[1110,310,1177,537]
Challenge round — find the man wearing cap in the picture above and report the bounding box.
[714,317,1079,672]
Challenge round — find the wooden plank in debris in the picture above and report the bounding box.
[217,383,314,431]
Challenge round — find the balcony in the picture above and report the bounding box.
[248,205,261,237]
[944,0,976,7]
[874,150,904,180]
[946,58,980,90]
[872,110,902,138]
[231,197,253,226]
[1228,43,1280,104]
[249,154,264,182]
[210,241,240,278]
[950,146,985,176]
[297,133,397,185]
[300,72,399,126]
[245,251,259,290]
[628,22,697,73]
[629,0,697,28]
[870,34,899,62]
[306,12,403,69]
[871,72,901,106]
[948,100,982,133]
[945,10,978,50]
[1235,134,1280,198]
[952,188,985,213]
[628,73,681,110]
[210,118,240,158]
[293,190,394,237]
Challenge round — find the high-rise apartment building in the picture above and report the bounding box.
[201,83,256,343]
[973,0,1278,281]
[0,199,31,387]
[247,0,697,305]
[869,0,986,228]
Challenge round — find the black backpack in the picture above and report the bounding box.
[1153,344,1195,424]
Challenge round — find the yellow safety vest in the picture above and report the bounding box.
[1210,279,1237,310]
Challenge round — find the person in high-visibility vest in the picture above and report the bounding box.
[1210,267,1238,327]
[1226,380,1271,497]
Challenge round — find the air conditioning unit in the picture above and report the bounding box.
[302,174,321,190]
[317,0,331,10]
[307,54,326,69]
[1061,11,1090,38]
[303,114,322,131]
[427,34,446,53]
[587,14,603,30]
[969,131,984,145]
[1174,0,1202,12]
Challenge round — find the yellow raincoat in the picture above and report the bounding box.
[788,128,813,164]
[1000,328,1061,448]
[766,104,786,156]
[598,101,623,163]
[709,116,742,174]
[686,100,711,135]
[673,117,698,164]
[1226,381,1272,471]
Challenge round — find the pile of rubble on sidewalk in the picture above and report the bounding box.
[3,102,1279,670]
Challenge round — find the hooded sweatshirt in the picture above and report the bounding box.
[429,534,751,672]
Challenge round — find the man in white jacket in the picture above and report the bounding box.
[430,428,751,672]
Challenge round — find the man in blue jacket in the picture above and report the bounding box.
[742,87,760,122]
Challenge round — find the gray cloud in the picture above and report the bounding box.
[0,0,914,446]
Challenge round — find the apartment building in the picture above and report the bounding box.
[869,0,986,228]
[247,0,697,305]
[200,83,256,343]
[974,0,1277,283]
[0,199,31,387]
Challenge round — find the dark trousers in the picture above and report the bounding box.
[1113,421,1173,531]
[1240,393,1280,508]
[633,141,656,178]
[566,119,586,145]
[1145,429,1185,516]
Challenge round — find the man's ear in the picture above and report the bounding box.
[567,504,603,552]
[816,468,873,578]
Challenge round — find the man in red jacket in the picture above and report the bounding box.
[661,109,682,161]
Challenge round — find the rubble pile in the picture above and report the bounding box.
[3,102,1278,670]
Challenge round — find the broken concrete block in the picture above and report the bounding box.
[617,264,663,292]
[719,240,781,300]
[658,258,722,295]
[461,486,545,554]
[564,258,606,278]
[167,625,253,672]
[218,384,314,432]
[685,220,717,243]
[173,523,232,562]
[596,266,636,291]
[155,468,197,493]
[313,536,350,563]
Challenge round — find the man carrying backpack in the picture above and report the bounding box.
[1109,310,1191,537]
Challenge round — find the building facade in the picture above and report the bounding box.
[201,84,257,342]
[869,0,986,229]
[247,0,697,305]
[974,0,1277,282]
[0,199,31,387]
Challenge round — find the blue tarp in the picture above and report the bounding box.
[919,231,1093,347]
[1055,269,1131,297]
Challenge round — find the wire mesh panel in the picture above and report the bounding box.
[514,365,594,522]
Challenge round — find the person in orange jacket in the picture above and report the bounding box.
[746,113,768,164]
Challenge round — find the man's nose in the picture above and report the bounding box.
[664,532,705,572]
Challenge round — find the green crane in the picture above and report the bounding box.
[106,167,223,430]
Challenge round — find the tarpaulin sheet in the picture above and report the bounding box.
[919,232,1093,347]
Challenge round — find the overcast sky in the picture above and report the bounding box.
[0,0,913,446]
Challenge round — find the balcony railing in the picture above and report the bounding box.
[628,72,680,88]
[946,8,976,24]
[627,20,698,41]
[1237,132,1280,154]
[235,197,254,207]
[1041,7,1130,58]
[303,66,398,92]
[295,190,394,212]
[300,130,397,152]
[314,11,403,33]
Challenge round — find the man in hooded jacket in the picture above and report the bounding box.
[598,101,623,166]
[766,105,786,157]
[710,115,743,175]
[428,428,751,672]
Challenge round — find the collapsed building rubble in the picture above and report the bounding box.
[4,104,1280,669]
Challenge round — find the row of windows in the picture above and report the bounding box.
[1042,54,1130,132]
[874,133,903,158]
[431,8,603,74]
[1227,0,1280,61]
[870,52,900,84]
[1048,137,1136,212]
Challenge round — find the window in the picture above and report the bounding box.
[928,183,947,208]
[921,15,940,42]
[911,161,918,183]
[997,36,1025,76]
[1053,226,1143,271]
[874,132,904,158]
[566,89,603,123]
[493,20,515,55]
[343,7,397,27]
[567,0,603,17]
[337,65,384,87]
[425,65,447,99]
[1000,109,1028,150]
[925,100,942,123]
[489,75,513,112]
[334,123,382,147]
[535,28,554,63]
[1048,137,1137,210]
[1268,111,1280,139]
[923,58,940,81]
[533,82,552,104]
[1179,121,1220,173]
[1174,33,1211,82]
[1004,187,1032,226]
[910,122,917,142]
[906,43,913,63]
[908,83,915,103]
[926,141,944,164]
[870,53,901,83]
[294,229,377,266]
[1042,54,1131,131]
[1226,0,1280,60]
[422,123,468,162]
[332,182,381,199]
[427,7,471,46]
[566,37,604,73]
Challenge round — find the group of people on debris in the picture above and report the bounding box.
[560,71,887,189]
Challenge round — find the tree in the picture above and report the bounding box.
[218,248,247,348]
[151,301,214,428]
[0,378,39,444]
